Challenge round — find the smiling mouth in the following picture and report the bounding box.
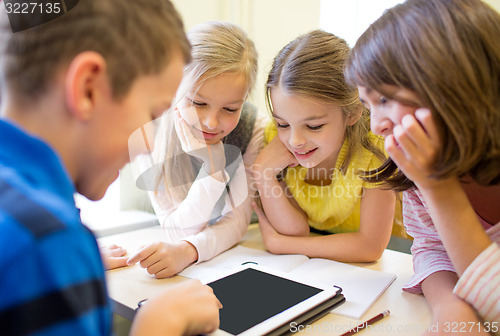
[294,148,317,157]
[200,130,219,139]
[192,127,219,138]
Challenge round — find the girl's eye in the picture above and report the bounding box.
[379,96,388,104]
[224,107,239,113]
[276,122,289,128]
[307,124,324,130]
[191,100,206,107]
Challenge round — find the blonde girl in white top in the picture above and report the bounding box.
[127,21,266,278]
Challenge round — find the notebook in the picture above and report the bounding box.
[180,245,396,319]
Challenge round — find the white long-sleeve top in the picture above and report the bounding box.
[148,113,267,263]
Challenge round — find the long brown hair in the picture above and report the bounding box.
[345,0,500,191]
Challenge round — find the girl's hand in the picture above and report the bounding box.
[253,137,298,179]
[174,109,226,174]
[252,202,285,254]
[100,244,128,270]
[126,241,198,278]
[385,108,443,189]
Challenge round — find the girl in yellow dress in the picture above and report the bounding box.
[252,30,396,262]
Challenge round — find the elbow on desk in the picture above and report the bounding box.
[352,243,386,263]
[332,239,387,263]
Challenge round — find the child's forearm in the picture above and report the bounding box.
[268,231,386,262]
[152,173,228,238]
[454,243,500,327]
[418,178,492,275]
[421,271,491,335]
[256,177,309,236]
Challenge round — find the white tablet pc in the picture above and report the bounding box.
[204,264,342,336]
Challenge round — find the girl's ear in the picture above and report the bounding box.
[64,51,108,121]
[346,107,363,126]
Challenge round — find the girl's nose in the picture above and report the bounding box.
[370,109,392,137]
[201,110,218,130]
[288,129,306,149]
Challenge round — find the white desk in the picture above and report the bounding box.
[100,224,432,335]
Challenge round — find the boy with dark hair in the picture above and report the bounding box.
[0,1,220,335]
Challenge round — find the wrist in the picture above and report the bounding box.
[416,176,461,198]
[179,240,199,264]
[253,165,283,185]
[133,298,188,336]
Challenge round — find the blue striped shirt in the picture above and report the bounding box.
[0,120,111,335]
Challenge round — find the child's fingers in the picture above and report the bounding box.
[415,108,440,143]
[392,123,419,158]
[174,116,186,145]
[400,115,426,146]
[127,245,156,265]
[177,118,205,154]
[395,113,439,170]
[251,202,266,221]
[399,110,439,156]
[385,135,408,171]
[108,246,127,257]
[175,117,189,145]
[174,107,181,119]
[146,260,168,277]
[174,111,196,148]
[106,256,129,270]
[251,203,267,226]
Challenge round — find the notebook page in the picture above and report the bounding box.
[288,258,396,319]
[180,245,309,281]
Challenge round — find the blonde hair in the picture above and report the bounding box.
[345,0,500,190]
[153,21,258,203]
[0,0,190,102]
[266,30,384,173]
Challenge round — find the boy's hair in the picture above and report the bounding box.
[152,21,258,203]
[0,0,191,102]
[265,29,385,173]
[345,0,500,191]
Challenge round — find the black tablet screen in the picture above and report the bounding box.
[207,268,322,335]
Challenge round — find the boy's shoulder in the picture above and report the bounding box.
[0,172,108,334]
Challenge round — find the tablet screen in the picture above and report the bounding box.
[207,268,323,335]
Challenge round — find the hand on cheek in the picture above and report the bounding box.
[386,108,441,188]
[254,137,298,177]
